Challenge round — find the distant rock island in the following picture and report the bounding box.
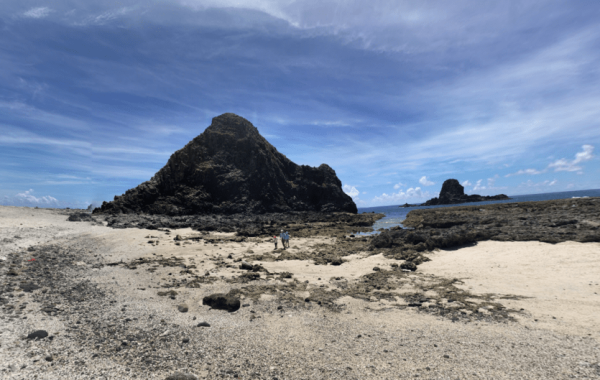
[96,113,356,215]
[422,179,510,206]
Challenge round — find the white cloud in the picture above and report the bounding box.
[342,184,359,198]
[393,182,404,189]
[2,189,59,207]
[419,176,434,186]
[22,7,52,19]
[505,168,544,177]
[473,179,485,191]
[372,187,435,205]
[520,179,558,187]
[548,144,594,172]
[461,180,472,187]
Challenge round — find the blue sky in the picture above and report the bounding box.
[1,1,599,208]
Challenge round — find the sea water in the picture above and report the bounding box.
[356,188,600,234]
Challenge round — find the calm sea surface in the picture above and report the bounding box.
[356,189,600,234]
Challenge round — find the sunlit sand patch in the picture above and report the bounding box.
[420,240,600,335]
[258,253,400,285]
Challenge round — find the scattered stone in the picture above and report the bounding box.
[400,262,417,271]
[26,330,48,340]
[68,213,95,222]
[165,372,198,380]
[203,293,241,312]
[177,304,189,313]
[196,322,210,327]
[330,257,343,266]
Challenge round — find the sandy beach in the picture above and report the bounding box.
[1,205,599,379]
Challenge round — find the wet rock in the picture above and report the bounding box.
[203,293,241,312]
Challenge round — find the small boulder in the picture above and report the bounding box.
[203,293,241,312]
[177,304,189,313]
[240,261,253,270]
[196,321,211,327]
[330,257,343,266]
[67,213,94,222]
[400,261,417,271]
[165,372,198,380]
[26,330,48,340]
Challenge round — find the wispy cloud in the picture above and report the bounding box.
[505,168,544,177]
[371,187,435,205]
[22,7,52,19]
[548,144,594,172]
[461,180,472,187]
[2,189,59,207]
[393,182,404,189]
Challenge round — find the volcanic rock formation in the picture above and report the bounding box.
[422,179,509,206]
[95,113,357,215]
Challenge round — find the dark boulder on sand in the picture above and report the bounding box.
[95,113,356,215]
[203,293,241,312]
[423,179,509,206]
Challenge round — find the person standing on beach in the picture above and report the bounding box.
[273,235,278,250]
[284,231,290,248]
[280,230,286,250]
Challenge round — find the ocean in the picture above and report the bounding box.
[356,188,600,234]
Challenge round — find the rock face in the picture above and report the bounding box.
[95,113,356,215]
[423,179,509,206]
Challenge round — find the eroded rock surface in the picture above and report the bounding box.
[95,113,356,215]
[373,196,600,270]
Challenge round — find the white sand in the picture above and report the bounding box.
[420,240,600,336]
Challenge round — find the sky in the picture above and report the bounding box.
[1,1,599,209]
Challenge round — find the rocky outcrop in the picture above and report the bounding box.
[422,179,509,206]
[372,196,600,269]
[95,113,356,215]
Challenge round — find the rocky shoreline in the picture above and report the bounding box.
[1,200,600,379]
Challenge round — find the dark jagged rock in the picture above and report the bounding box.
[423,179,509,206]
[95,113,356,215]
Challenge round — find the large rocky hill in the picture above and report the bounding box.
[96,113,357,215]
